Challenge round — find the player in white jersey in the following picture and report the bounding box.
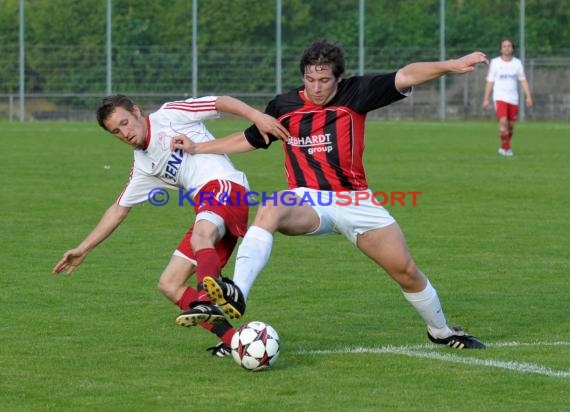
[53,94,288,356]
[483,39,533,156]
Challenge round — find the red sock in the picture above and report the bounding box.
[195,248,221,301]
[212,321,236,346]
[195,248,222,282]
[176,286,198,310]
[500,131,509,149]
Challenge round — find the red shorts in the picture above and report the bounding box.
[495,100,519,121]
[175,180,249,267]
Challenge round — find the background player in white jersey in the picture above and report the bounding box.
[483,38,533,156]
[53,94,288,356]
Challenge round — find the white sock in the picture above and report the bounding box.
[233,226,274,300]
[402,281,453,338]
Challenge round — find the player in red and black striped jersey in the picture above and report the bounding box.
[245,71,406,191]
[173,39,488,349]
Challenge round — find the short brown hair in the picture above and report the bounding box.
[299,39,345,79]
[96,94,138,130]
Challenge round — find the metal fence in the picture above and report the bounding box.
[2,0,570,121]
[2,44,568,121]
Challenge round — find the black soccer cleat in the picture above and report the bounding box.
[203,276,246,320]
[427,326,486,349]
[206,342,232,358]
[175,302,226,327]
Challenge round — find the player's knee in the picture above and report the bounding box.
[391,260,422,289]
[157,278,173,298]
[156,279,169,295]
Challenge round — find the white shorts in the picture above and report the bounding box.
[289,187,396,244]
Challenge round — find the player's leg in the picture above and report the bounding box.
[205,191,321,319]
[498,116,510,155]
[190,216,224,299]
[495,101,510,155]
[508,120,515,140]
[179,180,250,325]
[157,254,196,305]
[235,193,321,296]
[177,229,243,328]
[172,222,226,327]
[357,223,426,291]
[506,119,515,155]
[505,103,519,155]
[157,254,234,353]
[356,224,485,349]
[191,179,244,293]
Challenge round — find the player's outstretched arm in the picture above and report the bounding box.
[53,203,131,275]
[395,51,489,91]
[171,132,256,155]
[215,96,288,144]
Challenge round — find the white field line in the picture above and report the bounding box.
[296,341,570,378]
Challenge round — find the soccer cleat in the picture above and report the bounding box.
[498,148,514,157]
[203,276,246,320]
[206,342,231,358]
[427,326,486,349]
[175,302,226,327]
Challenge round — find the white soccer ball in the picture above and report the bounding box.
[230,321,280,371]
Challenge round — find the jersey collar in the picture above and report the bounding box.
[299,90,324,107]
[142,116,151,150]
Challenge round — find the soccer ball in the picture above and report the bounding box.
[231,321,280,371]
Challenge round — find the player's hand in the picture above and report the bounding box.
[53,248,87,276]
[482,99,490,111]
[170,134,197,153]
[251,111,289,144]
[526,96,533,108]
[451,52,489,73]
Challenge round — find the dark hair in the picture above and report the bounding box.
[299,39,345,79]
[96,94,138,130]
[500,38,516,50]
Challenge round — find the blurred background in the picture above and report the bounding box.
[1,0,569,121]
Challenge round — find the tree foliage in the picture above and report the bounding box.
[1,0,569,97]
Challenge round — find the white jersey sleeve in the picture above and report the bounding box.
[117,167,173,207]
[486,59,498,83]
[158,96,221,126]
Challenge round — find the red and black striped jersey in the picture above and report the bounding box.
[244,72,406,191]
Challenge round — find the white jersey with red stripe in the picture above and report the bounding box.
[117,96,249,207]
[486,56,526,105]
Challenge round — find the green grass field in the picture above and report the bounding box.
[1,119,569,411]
